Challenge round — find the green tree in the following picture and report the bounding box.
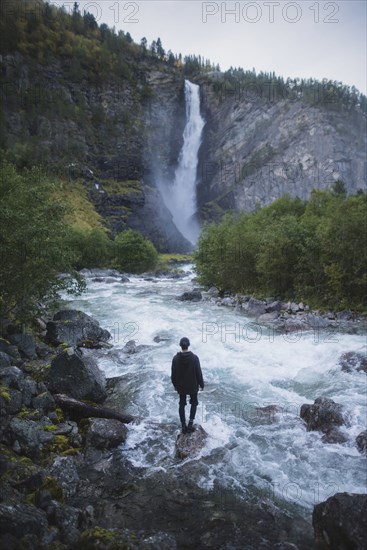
[66,227,112,269]
[112,229,158,273]
[0,161,84,321]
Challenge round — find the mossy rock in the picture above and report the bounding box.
[79,527,134,549]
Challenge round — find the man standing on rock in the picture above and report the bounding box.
[171,337,204,434]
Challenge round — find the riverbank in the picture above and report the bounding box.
[201,289,367,335]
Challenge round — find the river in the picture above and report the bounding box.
[64,266,366,519]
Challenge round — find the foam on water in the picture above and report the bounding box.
[64,268,367,511]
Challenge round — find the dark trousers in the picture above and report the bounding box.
[179,393,198,425]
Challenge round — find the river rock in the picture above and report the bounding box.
[300,397,345,433]
[8,333,37,359]
[243,297,267,316]
[339,351,367,373]
[175,425,208,459]
[0,351,12,370]
[336,310,354,321]
[0,389,23,416]
[53,504,83,546]
[265,300,282,313]
[46,309,111,347]
[122,340,148,354]
[356,431,367,456]
[0,341,22,364]
[321,428,348,444]
[177,290,202,302]
[305,313,334,329]
[48,456,79,498]
[258,312,279,323]
[313,493,367,550]
[8,417,55,455]
[47,349,107,403]
[86,418,128,449]
[153,330,173,343]
[0,503,48,538]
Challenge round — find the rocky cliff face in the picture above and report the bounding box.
[1,53,191,251]
[196,80,366,220]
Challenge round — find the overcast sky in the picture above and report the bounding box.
[62,0,366,94]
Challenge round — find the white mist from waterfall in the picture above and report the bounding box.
[162,80,204,245]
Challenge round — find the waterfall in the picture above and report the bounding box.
[163,80,204,245]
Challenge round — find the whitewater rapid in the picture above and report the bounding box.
[64,268,367,514]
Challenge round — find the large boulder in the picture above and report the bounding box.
[177,291,202,302]
[47,349,107,403]
[46,309,111,347]
[313,493,367,549]
[300,397,345,434]
[7,333,37,359]
[175,425,208,459]
[86,419,128,449]
[339,351,367,374]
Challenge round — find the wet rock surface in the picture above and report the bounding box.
[300,397,345,434]
[175,424,208,459]
[356,430,367,456]
[339,351,367,373]
[71,450,315,550]
[177,290,203,302]
[86,418,128,449]
[313,493,367,550]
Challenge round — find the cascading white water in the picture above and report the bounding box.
[162,80,204,245]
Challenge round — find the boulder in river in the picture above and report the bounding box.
[47,349,107,403]
[338,351,367,373]
[313,492,367,550]
[46,309,111,348]
[300,397,345,434]
[356,430,367,456]
[321,428,348,444]
[86,418,128,449]
[176,290,202,302]
[175,425,208,459]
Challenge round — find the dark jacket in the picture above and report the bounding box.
[171,351,204,395]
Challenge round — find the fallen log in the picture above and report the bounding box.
[54,394,139,424]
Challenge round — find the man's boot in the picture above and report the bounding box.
[181,422,187,434]
[187,420,196,433]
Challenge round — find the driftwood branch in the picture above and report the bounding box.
[54,394,139,424]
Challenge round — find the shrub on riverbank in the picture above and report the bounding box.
[112,229,158,274]
[194,190,367,310]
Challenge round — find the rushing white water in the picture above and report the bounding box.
[161,80,204,245]
[65,268,367,516]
